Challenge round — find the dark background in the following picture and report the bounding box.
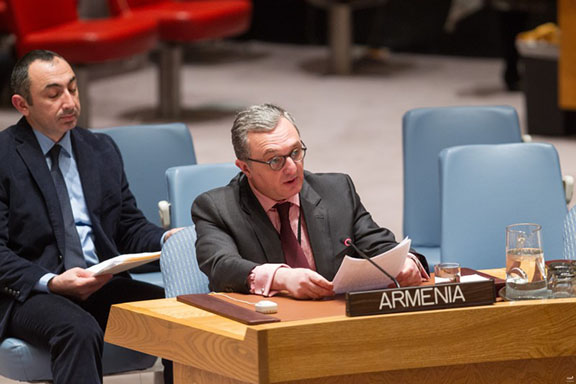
[241,0,556,58]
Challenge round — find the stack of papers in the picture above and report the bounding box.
[332,238,411,294]
[87,252,161,276]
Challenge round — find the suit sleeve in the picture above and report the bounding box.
[345,175,429,271]
[192,192,257,293]
[0,173,48,303]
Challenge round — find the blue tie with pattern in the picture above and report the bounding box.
[49,145,87,269]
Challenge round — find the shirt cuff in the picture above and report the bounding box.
[249,264,289,296]
[160,231,169,246]
[34,273,57,293]
[408,253,430,281]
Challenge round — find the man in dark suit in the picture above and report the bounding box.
[192,104,429,299]
[0,50,178,383]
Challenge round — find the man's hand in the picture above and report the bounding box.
[164,227,184,242]
[393,257,424,287]
[48,268,113,301]
[272,268,335,299]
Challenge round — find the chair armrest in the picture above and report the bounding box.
[158,200,171,229]
[563,175,574,205]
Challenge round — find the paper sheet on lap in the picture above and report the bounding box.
[87,252,161,276]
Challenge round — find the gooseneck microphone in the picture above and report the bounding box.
[343,238,401,288]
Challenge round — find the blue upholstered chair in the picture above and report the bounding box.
[97,123,197,227]
[160,226,210,297]
[564,205,576,261]
[159,163,239,228]
[0,338,159,382]
[97,123,197,287]
[402,106,523,270]
[439,143,568,270]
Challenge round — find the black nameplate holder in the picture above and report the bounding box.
[346,280,496,317]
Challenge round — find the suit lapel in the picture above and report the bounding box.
[238,176,284,263]
[14,119,66,255]
[70,129,102,217]
[300,180,333,277]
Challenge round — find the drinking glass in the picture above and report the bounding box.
[547,261,576,298]
[505,223,548,300]
[434,262,461,284]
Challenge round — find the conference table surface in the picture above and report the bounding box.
[105,269,576,383]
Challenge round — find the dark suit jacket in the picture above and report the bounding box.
[0,118,164,337]
[192,171,428,292]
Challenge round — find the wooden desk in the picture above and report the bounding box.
[559,0,576,109]
[105,274,576,383]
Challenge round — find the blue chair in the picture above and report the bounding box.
[160,226,210,297]
[97,123,197,227]
[97,123,196,287]
[159,163,239,228]
[0,338,158,382]
[564,205,576,261]
[402,106,523,270]
[439,143,568,270]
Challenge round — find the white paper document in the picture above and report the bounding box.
[460,274,489,283]
[332,237,411,294]
[87,252,161,276]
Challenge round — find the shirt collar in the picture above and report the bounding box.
[32,129,73,158]
[249,182,300,213]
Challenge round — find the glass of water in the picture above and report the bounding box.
[505,223,548,300]
[547,261,576,298]
[434,263,461,284]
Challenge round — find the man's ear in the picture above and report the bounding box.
[235,159,251,177]
[11,95,30,116]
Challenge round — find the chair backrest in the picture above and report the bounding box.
[160,226,210,297]
[402,105,522,248]
[564,205,576,260]
[165,163,239,228]
[97,123,196,226]
[6,0,78,36]
[440,143,567,269]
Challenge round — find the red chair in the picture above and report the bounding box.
[6,0,158,127]
[109,0,252,117]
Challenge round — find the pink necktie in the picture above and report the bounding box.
[275,202,311,269]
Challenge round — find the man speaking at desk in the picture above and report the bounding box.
[193,104,429,299]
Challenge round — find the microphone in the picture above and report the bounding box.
[343,238,401,288]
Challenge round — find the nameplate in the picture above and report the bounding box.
[346,280,496,317]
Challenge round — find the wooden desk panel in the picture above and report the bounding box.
[106,295,576,384]
[559,0,576,109]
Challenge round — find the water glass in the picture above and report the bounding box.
[505,223,548,300]
[434,262,461,284]
[548,261,576,298]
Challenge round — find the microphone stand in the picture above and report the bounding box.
[343,238,401,288]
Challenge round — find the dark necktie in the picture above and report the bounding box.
[49,145,87,269]
[275,202,311,269]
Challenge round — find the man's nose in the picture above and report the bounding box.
[283,156,297,173]
[62,90,76,109]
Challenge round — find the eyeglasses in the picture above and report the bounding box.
[246,142,307,171]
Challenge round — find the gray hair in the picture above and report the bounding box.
[231,103,299,160]
[10,50,65,105]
